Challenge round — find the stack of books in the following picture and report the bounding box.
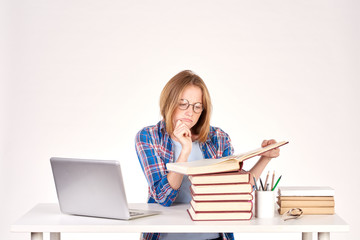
[277,186,335,215]
[187,170,253,221]
[166,141,289,221]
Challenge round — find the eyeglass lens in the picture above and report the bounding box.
[179,99,203,113]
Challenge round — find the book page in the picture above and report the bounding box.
[167,141,289,171]
[217,141,289,162]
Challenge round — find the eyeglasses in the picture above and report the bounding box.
[281,208,303,221]
[178,99,203,113]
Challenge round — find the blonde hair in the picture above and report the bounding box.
[160,70,212,142]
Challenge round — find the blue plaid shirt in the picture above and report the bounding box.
[135,120,235,240]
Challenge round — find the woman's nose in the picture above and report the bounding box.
[185,107,194,116]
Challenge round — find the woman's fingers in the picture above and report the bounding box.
[174,122,191,139]
[261,139,280,158]
[176,126,191,138]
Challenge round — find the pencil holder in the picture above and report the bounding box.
[255,191,275,218]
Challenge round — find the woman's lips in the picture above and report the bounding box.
[180,118,193,123]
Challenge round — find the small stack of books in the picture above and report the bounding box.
[187,170,253,221]
[277,186,335,215]
[166,141,289,221]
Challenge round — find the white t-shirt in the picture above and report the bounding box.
[161,140,220,240]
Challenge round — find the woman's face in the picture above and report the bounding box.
[172,85,203,130]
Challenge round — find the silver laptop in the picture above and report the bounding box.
[50,157,160,220]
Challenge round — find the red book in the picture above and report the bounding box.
[187,206,253,221]
[191,187,253,201]
[190,183,252,195]
[189,170,250,185]
[190,199,253,212]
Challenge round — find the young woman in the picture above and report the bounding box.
[135,70,280,240]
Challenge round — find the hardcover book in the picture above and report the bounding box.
[278,207,335,215]
[191,190,253,201]
[277,200,335,208]
[188,206,253,221]
[188,170,250,185]
[190,199,252,212]
[278,186,335,196]
[166,141,289,175]
[277,196,334,201]
[190,183,252,195]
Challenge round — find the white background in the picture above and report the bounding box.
[1,0,359,240]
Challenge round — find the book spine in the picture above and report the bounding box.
[278,200,335,207]
[190,182,250,186]
[193,199,253,203]
[189,169,248,176]
[190,183,252,194]
[191,183,251,186]
[190,200,253,212]
[187,208,253,221]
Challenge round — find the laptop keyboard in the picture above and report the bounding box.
[129,211,145,217]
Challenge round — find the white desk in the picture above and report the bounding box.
[11,203,349,240]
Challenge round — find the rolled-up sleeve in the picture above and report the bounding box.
[222,132,234,158]
[210,127,234,158]
[135,128,179,207]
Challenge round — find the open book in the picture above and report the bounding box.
[166,141,289,175]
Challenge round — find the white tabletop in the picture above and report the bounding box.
[11,203,349,233]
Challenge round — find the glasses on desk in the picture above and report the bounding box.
[281,208,303,221]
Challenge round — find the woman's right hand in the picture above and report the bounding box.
[173,120,192,155]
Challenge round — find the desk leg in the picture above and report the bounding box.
[31,232,43,240]
[318,232,330,240]
[302,232,313,240]
[50,232,61,240]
